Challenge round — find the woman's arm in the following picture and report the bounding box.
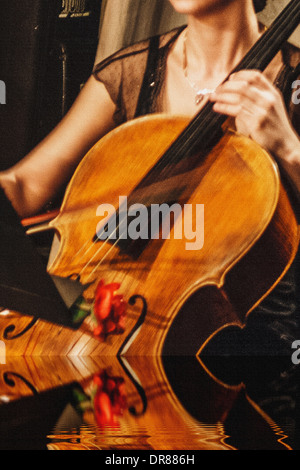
[0,75,116,218]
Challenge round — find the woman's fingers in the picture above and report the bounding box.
[208,70,297,157]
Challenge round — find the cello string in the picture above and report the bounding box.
[78,194,183,281]
[74,219,118,271]
[77,225,121,278]
[71,197,134,274]
[76,199,135,277]
[83,238,120,282]
[77,173,186,278]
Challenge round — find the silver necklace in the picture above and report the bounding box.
[183,31,216,105]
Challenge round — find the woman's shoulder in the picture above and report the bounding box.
[92,26,186,123]
[93,26,186,75]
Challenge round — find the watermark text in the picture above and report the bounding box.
[96,196,204,251]
[0,341,6,365]
[0,80,6,104]
[291,340,300,365]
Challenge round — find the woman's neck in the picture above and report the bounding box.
[185,1,261,80]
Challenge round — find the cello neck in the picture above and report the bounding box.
[236,0,300,73]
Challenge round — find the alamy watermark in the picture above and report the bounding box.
[0,341,6,365]
[291,340,300,365]
[292,80,300,105]
[96,196,204,251]
[0,80,6,104]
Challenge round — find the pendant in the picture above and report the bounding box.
[195,93,204,105]
[195,89,215,105]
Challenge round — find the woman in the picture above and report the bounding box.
[0,0,300,354]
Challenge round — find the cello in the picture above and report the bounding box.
[8,0,300,357]
[45,0,300,357]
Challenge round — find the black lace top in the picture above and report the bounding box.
[93,26,300,124]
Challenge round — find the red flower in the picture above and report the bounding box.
[93,371,127,428]
[93,280,127,339]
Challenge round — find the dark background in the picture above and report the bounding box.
[0,0,102,170]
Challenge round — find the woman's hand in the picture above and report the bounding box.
[209,70,300,160]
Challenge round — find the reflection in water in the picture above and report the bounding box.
[0,355,298,450]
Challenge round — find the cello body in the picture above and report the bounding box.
[46,114,299,356]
